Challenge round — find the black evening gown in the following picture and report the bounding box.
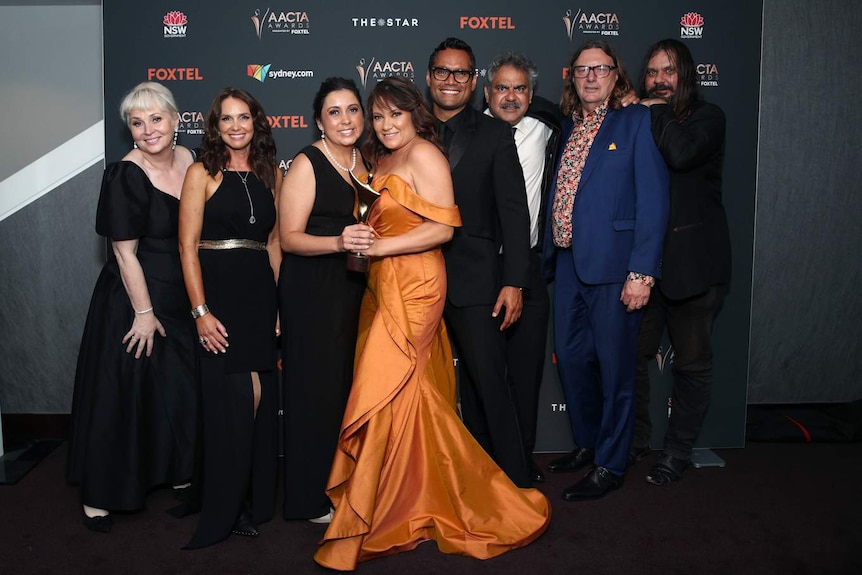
[185,170,279,549]
[279,146,365,519]
[66,161,197,511]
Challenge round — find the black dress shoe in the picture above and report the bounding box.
[548,447,595,473]
[232,508,259,537]
[82,512,113,533]
[628,445,651,467]
[530,460,546,483]
[645,453,689,486]
[562,466,623,501]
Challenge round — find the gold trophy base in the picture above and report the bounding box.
[347,253,370,272]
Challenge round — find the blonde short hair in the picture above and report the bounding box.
[119,82,178,125]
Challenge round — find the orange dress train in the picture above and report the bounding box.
[314,174,550,571]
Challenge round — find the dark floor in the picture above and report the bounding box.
[1,441,860,575]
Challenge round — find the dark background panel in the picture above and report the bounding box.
[750,0,862,403]
[101,0,761,451]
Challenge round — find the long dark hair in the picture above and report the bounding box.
[360,77,443,165]
[200,87,276,190]
[639,38,699,121]
[560,40,633,118]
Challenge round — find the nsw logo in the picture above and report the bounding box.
[680,12,704,39]
[163,11,188,38]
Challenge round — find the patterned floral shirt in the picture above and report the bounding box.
[551,101,609,248]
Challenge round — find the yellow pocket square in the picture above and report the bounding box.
[608,142,617,150]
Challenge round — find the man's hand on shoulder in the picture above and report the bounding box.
[639,98,667,108]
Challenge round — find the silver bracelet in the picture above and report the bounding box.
[135,306,154,315]
[190,304,210,319]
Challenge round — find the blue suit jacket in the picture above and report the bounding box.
[542,105,669,284]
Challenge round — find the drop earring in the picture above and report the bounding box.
[133,141,138,149]
[172,129,178,150]
[320,131,325,140]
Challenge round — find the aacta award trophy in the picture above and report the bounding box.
[346,170,380,272]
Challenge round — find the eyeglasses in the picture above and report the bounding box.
[430,67,474,83]
[571,64,617,78]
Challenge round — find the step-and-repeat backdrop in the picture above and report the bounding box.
[104,1,762,451]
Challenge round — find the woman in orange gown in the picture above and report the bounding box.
[314,77,550,571]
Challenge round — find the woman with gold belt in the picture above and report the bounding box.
[179,87,282,548]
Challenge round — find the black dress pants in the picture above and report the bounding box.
[633,285,727,459]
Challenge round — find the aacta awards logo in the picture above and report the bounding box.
[697,63,719,87]
[655,345,675,374]
[680,12,704,39]
[163,11,187,38]
[179,111,204,136]
[355,57,415,89]
[562,9,619,39]
[251,8,310,38]
[459,16,516,30]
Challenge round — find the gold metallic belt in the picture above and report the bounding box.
[198,239,267,251]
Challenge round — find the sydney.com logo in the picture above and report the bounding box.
[248,64,314,83]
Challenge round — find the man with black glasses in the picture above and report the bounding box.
[543,40,668,500]
[426,37,533,488]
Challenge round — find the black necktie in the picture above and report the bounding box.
[439,122,453,149]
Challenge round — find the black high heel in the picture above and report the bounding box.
[82,511,113,533]
[232,507,258,537]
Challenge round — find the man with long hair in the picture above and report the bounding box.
[543,40,668,500]
[632,39,731,486]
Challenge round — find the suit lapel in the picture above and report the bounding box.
[446,107,476,171]
[578,108,618,192]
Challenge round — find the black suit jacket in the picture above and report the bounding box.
[649,100,731,299]
[441,106,531,306]
[524,96,564,248]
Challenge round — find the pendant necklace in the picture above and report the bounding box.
[321,137,357,173]
[232,169,256,224]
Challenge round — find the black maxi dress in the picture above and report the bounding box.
[185,170,279,548]
[279,146,365,519]
[67,161,197,510]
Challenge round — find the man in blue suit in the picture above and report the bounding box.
[543,40,669,500]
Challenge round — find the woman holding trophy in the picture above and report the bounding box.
[278,77,369,523]
[314,77,549,571]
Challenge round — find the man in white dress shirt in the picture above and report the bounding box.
[483,51,562,483]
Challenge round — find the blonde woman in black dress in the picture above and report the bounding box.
[67,82,196,533]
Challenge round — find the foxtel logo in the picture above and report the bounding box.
[147,67,203,81]
[459,16,515,29]
[267,115,309,128]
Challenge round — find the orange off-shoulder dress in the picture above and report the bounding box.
[314,174,550,571]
